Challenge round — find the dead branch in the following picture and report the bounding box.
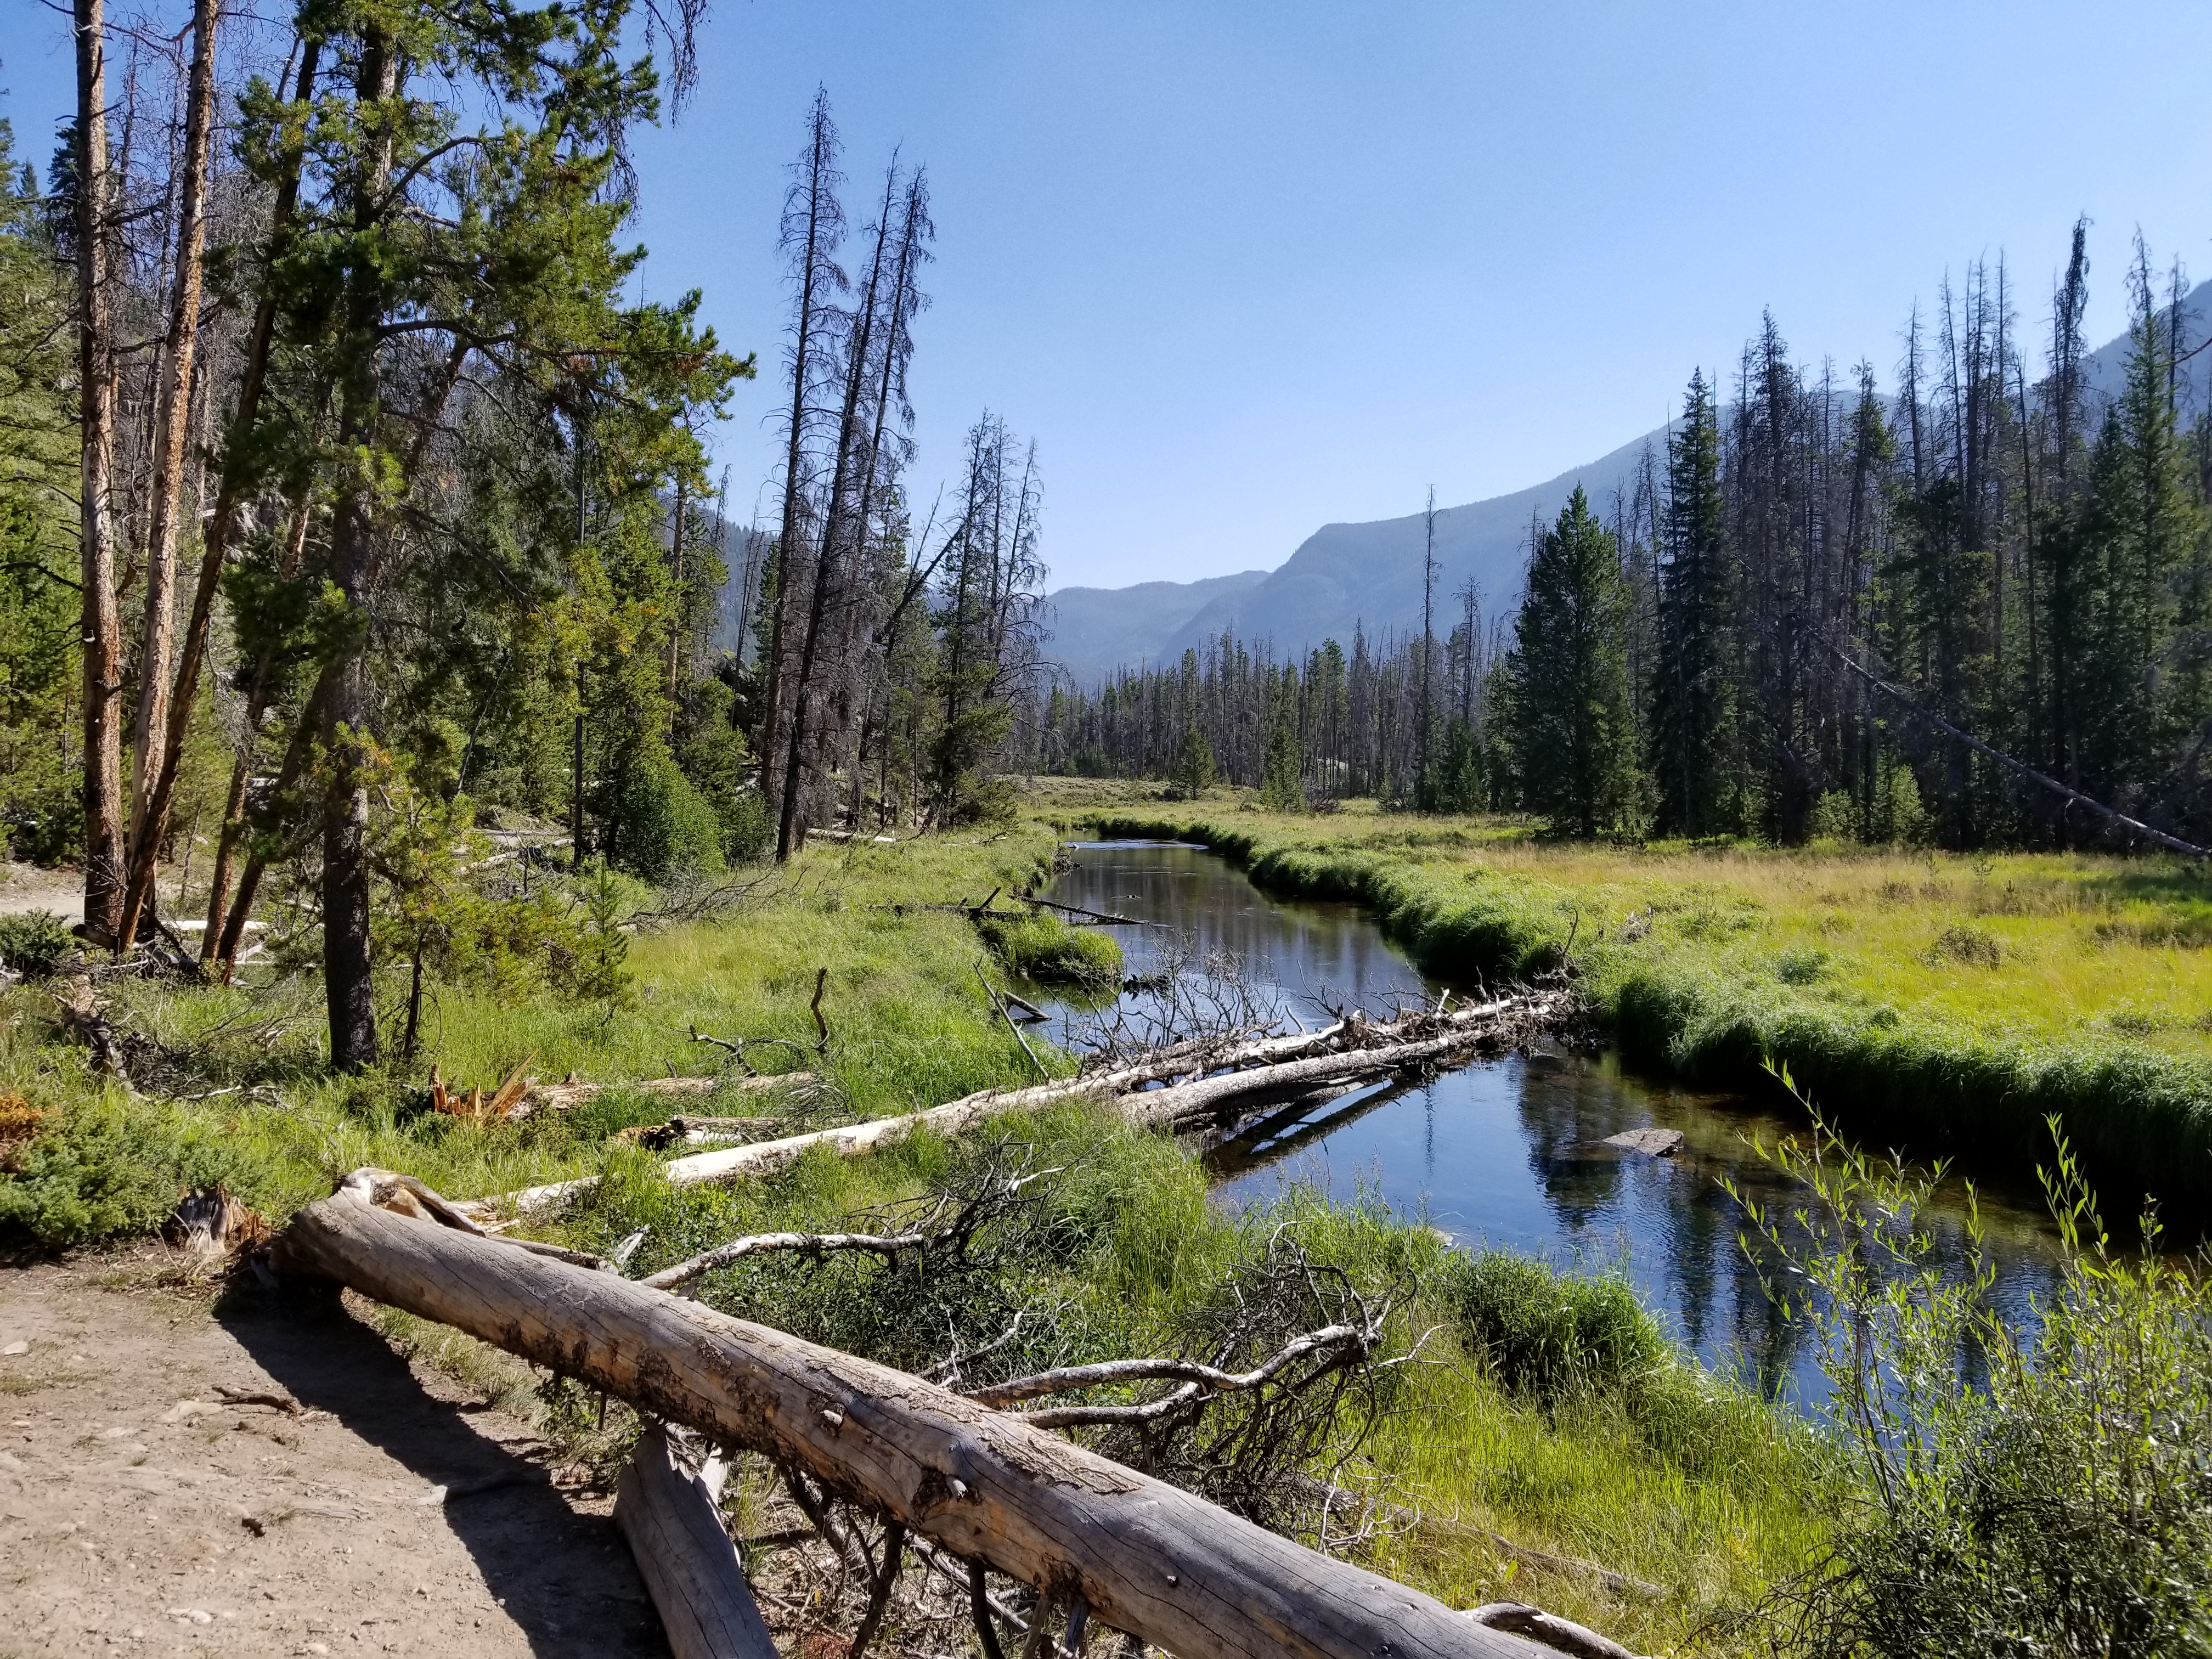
[453,988,1570,1220]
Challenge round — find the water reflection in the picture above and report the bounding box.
[1049,842,2070,1407]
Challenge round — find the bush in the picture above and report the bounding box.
[0,910,72,979]
[1741,1104,2212,1656]
[1439,1249,1667,1398]
[0,1090,259,1252]
[607,740,724,883]
[974,910,1123,986]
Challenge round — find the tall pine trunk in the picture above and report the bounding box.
[74,0,123,946]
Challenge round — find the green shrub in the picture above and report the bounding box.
[974,911,1123,986]
[0,1090,259,1252]
[607,741,724,883]
[1741,1107,2212,1656]
[1440,1249,1668,1398]
[0,910,73,979]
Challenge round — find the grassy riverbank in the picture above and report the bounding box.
[0,821,1833,1652]
[1037,778,2212,1217]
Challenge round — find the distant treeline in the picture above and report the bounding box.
[1041,227,2212,849]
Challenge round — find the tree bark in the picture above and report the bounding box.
[278,1173,1543,1659]
[126,37,322,957]
[615,1425,779,1659]
[117,0,219,951]
[74,0,123,946]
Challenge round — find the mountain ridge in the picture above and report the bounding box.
[1038,279,2212,686]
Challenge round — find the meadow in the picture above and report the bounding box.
[1032,776,2212,1218]
[0,821,1831,1654]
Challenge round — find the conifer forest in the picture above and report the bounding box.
[1042,237,2212,854]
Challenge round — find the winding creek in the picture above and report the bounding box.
[1047,840,2073,1409]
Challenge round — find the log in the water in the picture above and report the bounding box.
[279,1172,1546,1659]
[460,990,1568,1220]
[615,1424,778,1659]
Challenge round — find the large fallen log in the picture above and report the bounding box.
[615,1424,778,1659]
[280,1172,1545,1659]
[459,990,1568,1220]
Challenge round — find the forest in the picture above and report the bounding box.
[0,5,1048,1069]
[1039,233,2212,855]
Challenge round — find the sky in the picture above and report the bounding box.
[8,1,2212,590]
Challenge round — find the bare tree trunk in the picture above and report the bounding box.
[127,37,322,956]
[277,1174,1544,1659]
[74,0,123,946]
[116,0,219,951]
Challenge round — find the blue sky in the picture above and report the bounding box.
[8,2,2212,589]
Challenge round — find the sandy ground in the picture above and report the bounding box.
[0,1261,667,1659]
[0,864,83,920]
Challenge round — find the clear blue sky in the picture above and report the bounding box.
[8,1,2212,589]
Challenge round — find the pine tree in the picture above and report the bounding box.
[1259,695,1303,810]
[1172,717,1216,801]
[1509,487,1641,837]
[1649,372,1742,836]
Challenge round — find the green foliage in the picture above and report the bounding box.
[1441,1250,1668,1398]
[0,911,74,979]
[562,859,636,1008]
[1171,718,1216,800]
[1259,703,1305,810]
[1508,487,1644,839]
[1739,1102,2212,1657]
[0,1087,257,1252]
[606,737,725,883]
[974,910,1122,986]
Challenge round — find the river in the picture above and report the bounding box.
[1046,840,2070,1406]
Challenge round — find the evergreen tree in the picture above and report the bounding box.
[1649,372,1743,836]
[1508,488,1642,837]
[1171,717,1216,800]
[1259,695,1303,810]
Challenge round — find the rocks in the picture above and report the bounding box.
[1601,1127,1684,1159]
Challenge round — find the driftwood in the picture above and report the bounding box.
[280,1172,1547,1659]
[616,1424,779,1659]
[1466,1604,1643,1659]
[458,990,1568,1221]
[513,1071,817,1119]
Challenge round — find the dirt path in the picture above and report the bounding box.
[0,1260,667,1658]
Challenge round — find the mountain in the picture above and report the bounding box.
[1040,568,1271,685]
[1035,277,2212,686]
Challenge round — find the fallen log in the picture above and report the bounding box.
[616,1424,778,1659]
[458,991,1569,1221]
[1466,1604,1641,1659]
[516,1071,817,1118]
[278,1172,1546,1659]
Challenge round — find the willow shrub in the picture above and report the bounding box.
[1735,1092,2212,1657]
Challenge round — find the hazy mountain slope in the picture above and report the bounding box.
[1041,568,1271,684]
[1153,426,1666,670]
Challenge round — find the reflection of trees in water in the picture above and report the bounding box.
[1516,1064,1631,1233]
[1062,853,1428,1023]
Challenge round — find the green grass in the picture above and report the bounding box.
[1030,780,2212,1215]
[0,812,1835,1651]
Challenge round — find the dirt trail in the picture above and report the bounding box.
[0,1261,665,1658]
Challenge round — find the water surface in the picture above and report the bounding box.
[1048,841,2070,1405]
